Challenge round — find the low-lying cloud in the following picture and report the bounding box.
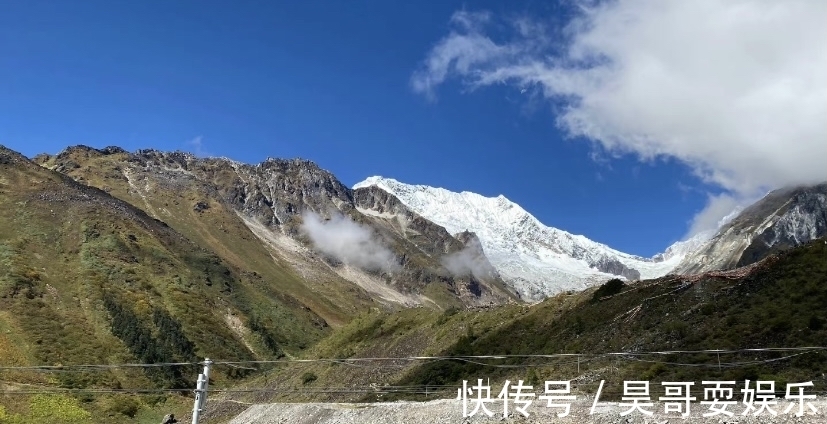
[301,211,400,273]
[442,244,496,279]
[413,1,827,237]
[686,193,746,238]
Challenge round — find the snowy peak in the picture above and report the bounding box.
[356,177,529,233]
[355,177,827,301]
[353,176,684,300]
[356,177,594,250]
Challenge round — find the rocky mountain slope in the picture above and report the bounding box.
[673,183,827,274]
[354,177,684,300]
[0,143,517,423]
[0,145,330,416]
[354,177,827,301]
[29,145,826,308]
[34,146,517,310]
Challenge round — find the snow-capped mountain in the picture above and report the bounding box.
[353,176,694,300]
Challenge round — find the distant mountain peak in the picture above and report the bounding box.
[354,176,685,300]
[673,182,827,274]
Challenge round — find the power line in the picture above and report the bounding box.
[0,361,196,371]
[0,346,822,371]
[2,384,826,397]
[211,346,827,366]
[623,351,814,368]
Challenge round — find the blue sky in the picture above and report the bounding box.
[2,0,823,257]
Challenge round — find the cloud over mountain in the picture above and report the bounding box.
[413,0,827,235]
[301,211,400,272]
[442,244,494,279]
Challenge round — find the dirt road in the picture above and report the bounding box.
[227,397,825,423]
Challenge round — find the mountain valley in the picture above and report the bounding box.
[0,144,824,422]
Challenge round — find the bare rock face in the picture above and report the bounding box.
[353,185,467,256]
[1,145,32,164]
[736,185,827,267]
[451,231,501,281]
[674,183,827,274]
[38,146,517,308]
[590,256,641,281]
[230,157,354,230]
[351,186,516,305]
[127,151,354,231]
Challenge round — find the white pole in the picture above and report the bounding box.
[191,358,213,424]
[200,359,212,411]
[191,373,205,424]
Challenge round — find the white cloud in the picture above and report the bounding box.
[442,244,496,279]
[413,1,827,236]
[300,211,400,273]
[686,192,748,238]
[186,135,211,157]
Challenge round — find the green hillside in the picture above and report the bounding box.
[211,237,826,415]
[0,146,332,421]
[33,146,382,326]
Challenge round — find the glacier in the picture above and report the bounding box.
[354,176,704,301]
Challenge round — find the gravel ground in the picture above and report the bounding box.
[227,397,826,424]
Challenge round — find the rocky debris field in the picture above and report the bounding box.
[227,398,826,424]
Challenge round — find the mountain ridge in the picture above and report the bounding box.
[354,175,827,300]
[29,145,827,304]
[674,182,827,274]
[34,145,517,310]
[354,176,689,300]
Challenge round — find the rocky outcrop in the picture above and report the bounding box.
[37,146,517,307]
[674,183,827,274]
[590,256,641,281]
[351,186,515,304]
[353,185,466,256]
[125,151,354,230]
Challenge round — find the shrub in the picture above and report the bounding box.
[591,278,625,302]
[808,316,823,331]
[301,372,318,385]
[27,395,92,424]
[102,395,140,418]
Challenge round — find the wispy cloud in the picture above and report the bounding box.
[441,234,497,279]
[413,1,827,236]
[300,211,400,273]
[685,192,748,238]
[186,136,211,157]
[442,246,491,279]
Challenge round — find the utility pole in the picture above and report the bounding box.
[191,358,213,424]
